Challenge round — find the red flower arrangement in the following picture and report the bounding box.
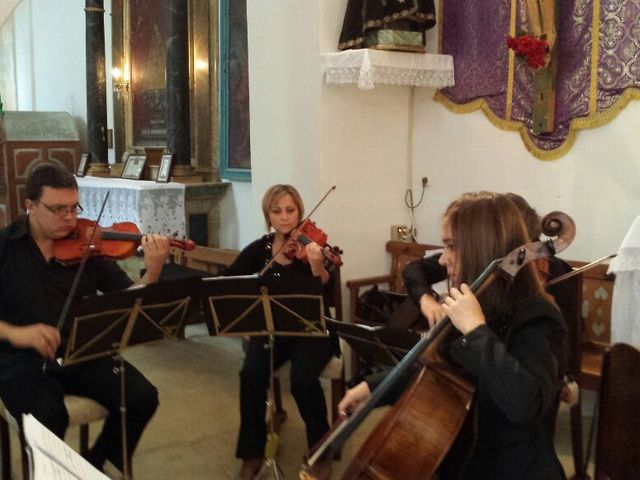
[507,35,550,69]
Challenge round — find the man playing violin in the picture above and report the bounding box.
[0,164,170,475]
[224,184,339,480]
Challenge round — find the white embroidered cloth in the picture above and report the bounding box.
[76,176,186,238]
[608,215,640,347]
[323,49,455,90]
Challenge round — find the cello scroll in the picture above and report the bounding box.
[498,210,575,280]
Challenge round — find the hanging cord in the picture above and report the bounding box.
[404,86,428,242]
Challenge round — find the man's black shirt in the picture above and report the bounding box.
[0,216,132,374]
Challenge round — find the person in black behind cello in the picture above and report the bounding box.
[339,191,567,479]
[0,164,170,475]
[403,192,573,329]
[224,184,338,480]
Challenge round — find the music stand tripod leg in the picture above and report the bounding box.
[115,352,132,480]
[264,333,285,479]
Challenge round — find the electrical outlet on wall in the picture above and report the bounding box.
[391,225,410,242]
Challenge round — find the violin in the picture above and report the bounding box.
[284,219,343,270]
[53,218,196,264]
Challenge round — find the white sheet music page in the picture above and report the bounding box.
[22,414,108,480]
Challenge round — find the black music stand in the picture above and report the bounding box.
[201,274,326,478]
[326,318,420,379]
[61,277,200,479]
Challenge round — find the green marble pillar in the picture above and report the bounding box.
[166,0,191,166]
[85,0,109,166]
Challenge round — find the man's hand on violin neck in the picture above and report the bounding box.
[0,321,60,360]
[139,234,171,283]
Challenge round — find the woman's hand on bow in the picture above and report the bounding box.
[419,294,445,328]
[337,381,371,417]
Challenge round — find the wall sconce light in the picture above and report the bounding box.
[112,66,130,96]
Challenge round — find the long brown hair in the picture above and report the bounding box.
[444,192,553,321]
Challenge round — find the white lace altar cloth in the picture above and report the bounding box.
[76,176,186,238]
[608,215,640,348]
[323,49,454,90]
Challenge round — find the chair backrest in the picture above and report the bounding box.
[330,264,343,321]
[595,343,640,479]
[567,261,614,348]
[170,246,239,275]
[385,241,442,293]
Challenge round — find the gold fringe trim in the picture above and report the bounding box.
[589,0,601,115]
[505,0,518,120]
[434,0,640,160]
[434,87,640,161]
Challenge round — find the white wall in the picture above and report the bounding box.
[2,0,115,162]
[3,0,637,282]
[238,0,640,314]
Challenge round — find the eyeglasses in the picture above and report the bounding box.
[38,201,84,217]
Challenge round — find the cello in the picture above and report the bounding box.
[302,211,576,479]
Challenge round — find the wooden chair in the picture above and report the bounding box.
[170,245,240,275]
[556,260,615,479]
[1,395,108,480]
[346,241,441,326]
[566,261,615,391]
[594,343,640,479]
[345,241,441,377]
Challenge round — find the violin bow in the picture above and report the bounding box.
[55,191,110,331]
[546,253,616,287]
[258,185,336,277]
[303,211,576,470]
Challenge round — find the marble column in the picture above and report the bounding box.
[166,0,191,168]
[85,0,109,175]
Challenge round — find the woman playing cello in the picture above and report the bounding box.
[339,192,567,479]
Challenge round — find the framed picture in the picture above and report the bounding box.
[76,153,90,177]
[121,154,147,180]
[156,153,174,183]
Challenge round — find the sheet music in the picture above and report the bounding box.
[23,414,108,480]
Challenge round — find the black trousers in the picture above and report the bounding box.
[235,335,334,459]
[0,354,158,471]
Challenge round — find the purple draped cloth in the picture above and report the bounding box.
[436,0,640,158]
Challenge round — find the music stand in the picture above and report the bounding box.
[326,318,420,377]
[61,277,200,479]
[201,274,326,478]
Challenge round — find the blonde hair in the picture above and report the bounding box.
[261,184,305,230]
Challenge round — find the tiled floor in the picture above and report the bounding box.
[5,324,596,479]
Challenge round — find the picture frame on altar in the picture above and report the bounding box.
[122,154,146,180]
[76,153,90,177]
[156,153,173,183]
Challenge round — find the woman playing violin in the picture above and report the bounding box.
[339,192,567,479]
[224,184,338,480]
[0,164,170,475]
